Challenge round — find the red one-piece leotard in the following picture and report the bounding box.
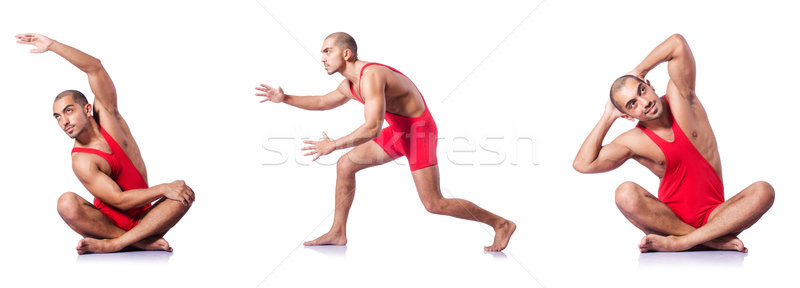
[71,126,151,231]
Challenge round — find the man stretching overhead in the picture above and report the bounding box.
[573,34,774,252]
[255,32,515,251]
[16,33,195,254]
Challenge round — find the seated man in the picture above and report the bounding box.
[16,33,195,254]
[573,34,774,252]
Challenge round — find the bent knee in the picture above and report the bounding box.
[57,192,82,218]
[422,199,446,215]
[751,181,775,206]
[336,155,359,175]
[614,181,641,206]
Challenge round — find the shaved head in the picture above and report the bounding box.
[55,90,88,106]
[325,32,358,62]
[609,75,644,112]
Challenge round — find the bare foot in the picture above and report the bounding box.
[703,235,747,253]
[485,220,516,252]
[76,238,122,255]
[133,237,173,252]
[639,234,689,252]
[304,231,347,246]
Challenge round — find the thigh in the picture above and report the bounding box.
[706,181,774,231]
[411,165,442,202]
[340,139,398,172]
[61,193,127,236]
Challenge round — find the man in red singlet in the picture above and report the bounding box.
[573,34,774,252]
[255,32,515,251]
[17,33,195,254]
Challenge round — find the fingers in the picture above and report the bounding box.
[303,140,316,145]
[322,131,329,140]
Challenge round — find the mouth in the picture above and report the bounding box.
[645,102,656,115]
[65,125,74,134]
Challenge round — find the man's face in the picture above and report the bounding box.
[613,79,664,121]
[52,96,91,139]
[320,38,345,75]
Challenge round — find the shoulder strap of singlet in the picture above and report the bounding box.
[71,147,111,157]
[71,126,115,157]
[354,62,428,107]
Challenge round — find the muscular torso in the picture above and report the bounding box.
[624,88,722,182]
[346,64,426,117]
[72,104,148,183]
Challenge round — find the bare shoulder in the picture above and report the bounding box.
[361,64,391,81]
[70,152,104,180]
[613,127,649,153]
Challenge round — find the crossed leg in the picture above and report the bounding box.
[411,165,515,251]
[57,191,192,254]
[615,181,774,252]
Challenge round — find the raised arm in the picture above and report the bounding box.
[255,80,350,111]
[16,33,118,113]
[573,100,635,173]
[628,34,696,99]
[72,155,195,210]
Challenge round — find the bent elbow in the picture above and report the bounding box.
[369,127,382,139]
[572,159,594,174]
[572,162,587,173]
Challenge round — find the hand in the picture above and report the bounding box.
[302,132,336,162]
[605,98,629,121]
[626,69,646,81]
[15,33,54,53]
[255,84,286,103]
[162,180,195,206]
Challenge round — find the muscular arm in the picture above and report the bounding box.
[328,72,385,150]
[629,34,697,99]
[47,40,119,114]
[573,102,635,173]
[285,84,350,111]
[72,156,164,211]
[256,81,350,111]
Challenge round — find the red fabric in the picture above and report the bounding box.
[348,63,438,171]
[637,97,724,228]
[71,126,151,231]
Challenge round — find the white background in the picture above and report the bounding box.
[1,0,798,287]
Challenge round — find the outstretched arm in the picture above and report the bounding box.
[16,33,118,113]
[628,34,696,99]
[255,81,350,111]
[573,100,635,173]
[72,156,195,210]
[302,72,386,161]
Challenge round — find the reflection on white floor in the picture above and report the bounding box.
[76,251,173,264]
[304,245,348,258]
[638,251,746,268]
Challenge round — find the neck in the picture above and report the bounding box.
[74,119,101,146]
[638,98,671,130]
[339,60,367,83]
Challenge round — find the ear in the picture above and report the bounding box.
[343,49,352,61]
[622,114,635,122]
[84,103,93,117]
